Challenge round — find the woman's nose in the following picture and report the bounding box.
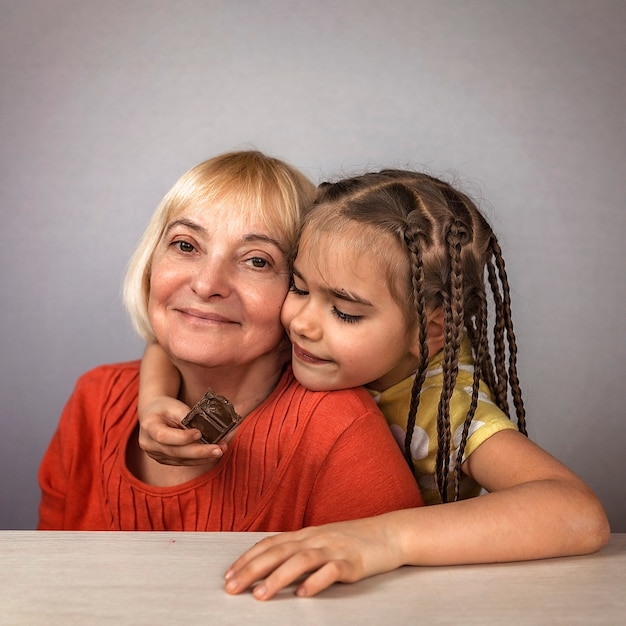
[189,257,232,299]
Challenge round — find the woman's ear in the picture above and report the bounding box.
[410,307,445,359]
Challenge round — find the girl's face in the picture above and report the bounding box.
[148,203,290,372]
[282,230,420,392]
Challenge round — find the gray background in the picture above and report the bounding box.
[1,0,625,531]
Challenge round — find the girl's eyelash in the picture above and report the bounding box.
[332,307,362,324]
[289,281,308,296]
[289,279,361,323]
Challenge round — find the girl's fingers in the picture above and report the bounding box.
[151,425,200,446]
[226,533,288,574]
[138,420,226,465]
[294,560,351,598]
[224,529,363,600]
[226,543,326,600]
[254,550,350,600]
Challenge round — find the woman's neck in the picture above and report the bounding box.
[175,352,287,418]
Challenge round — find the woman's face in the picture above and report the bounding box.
[148,202,290,371]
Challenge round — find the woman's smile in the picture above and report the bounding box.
[174,306,239,325]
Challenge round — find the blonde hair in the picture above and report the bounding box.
[123,151,316,341]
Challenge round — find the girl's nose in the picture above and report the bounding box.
[289,302,322,341]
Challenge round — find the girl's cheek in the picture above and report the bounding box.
[280,297,295,329]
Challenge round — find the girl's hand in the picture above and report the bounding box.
[223,515,405,600]
[138,396,227,466]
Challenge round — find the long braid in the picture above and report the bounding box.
[403,227,430,473]
[453,288,488,500]
[435,221,465,502]
[438,186,477,502]
[465,311,495,393]
[489,237,527,434]
[478,335,497,401]
[435,289,453,501]
[486,255,510,416]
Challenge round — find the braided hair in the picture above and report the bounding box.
[303,170,526,503]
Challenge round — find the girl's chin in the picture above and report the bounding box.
[291,369,342,392]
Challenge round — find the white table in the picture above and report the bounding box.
[1,531,624,625]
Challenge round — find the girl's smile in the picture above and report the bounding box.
[291,342,333,365]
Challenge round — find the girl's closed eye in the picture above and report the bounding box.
[332,306,362,324]
[289,278,308,296]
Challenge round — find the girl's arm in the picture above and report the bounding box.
[138,342,223,466]
[224,430,609,600]
[138,342,182,413]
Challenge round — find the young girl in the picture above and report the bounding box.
[138,169,609,597]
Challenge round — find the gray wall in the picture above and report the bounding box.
[1,0,625,531]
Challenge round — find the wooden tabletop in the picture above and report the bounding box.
[1,531,624,625]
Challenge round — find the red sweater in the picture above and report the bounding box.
[38,362,422,531]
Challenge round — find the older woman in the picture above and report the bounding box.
[37,151,422,531]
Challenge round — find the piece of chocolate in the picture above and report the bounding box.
[181,388,241,444]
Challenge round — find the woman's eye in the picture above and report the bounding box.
[332,307,362,324]
[173,240,196,253]
[247,256,269,269]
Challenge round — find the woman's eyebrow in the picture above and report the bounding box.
[165,221,285,252]
[242,233,286,253]
[164,218,205,235]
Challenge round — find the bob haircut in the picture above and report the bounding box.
[123,150,316,341]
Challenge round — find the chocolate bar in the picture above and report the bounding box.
[181,388,241,444]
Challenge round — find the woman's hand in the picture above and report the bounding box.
[224,515,406,600]
[138,396,226,466]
